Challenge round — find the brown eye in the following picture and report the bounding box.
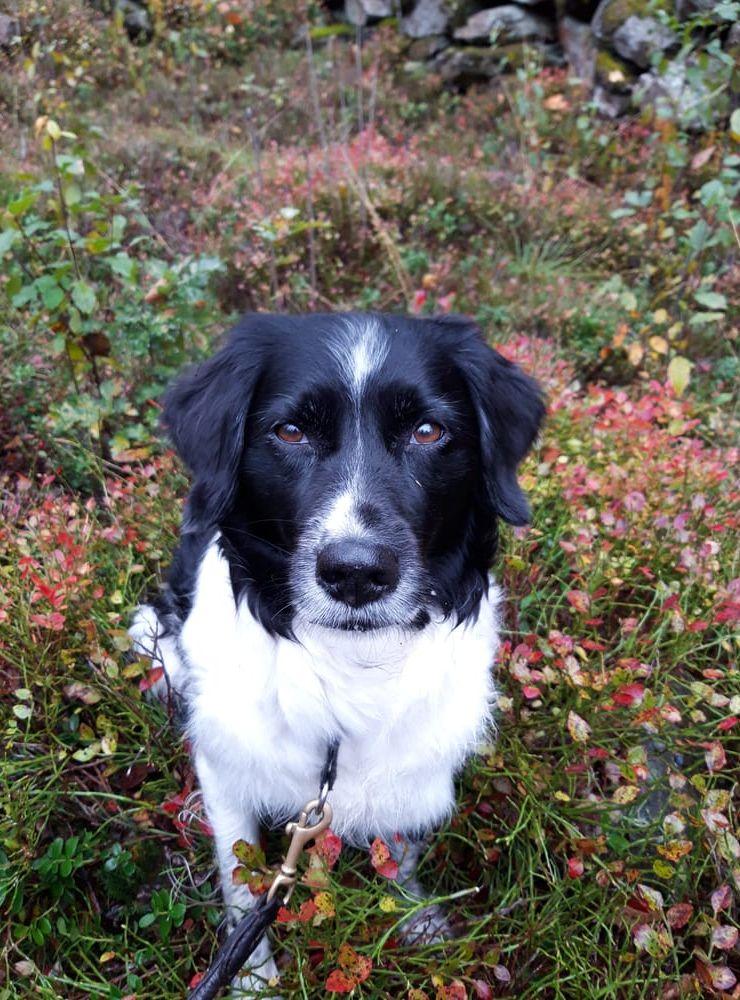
[411,421,444,445]
[275,423,306,444]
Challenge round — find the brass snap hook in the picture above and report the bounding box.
[266,799,334,904]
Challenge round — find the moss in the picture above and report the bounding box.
[595,47,638,89]
[598,0,673,38]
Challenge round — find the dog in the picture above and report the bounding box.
[130,311,544,995]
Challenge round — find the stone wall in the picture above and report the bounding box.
[330,0,739,129]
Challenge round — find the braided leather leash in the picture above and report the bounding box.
[188,741,340,1000]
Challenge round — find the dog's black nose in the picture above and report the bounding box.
[316,540,400,607]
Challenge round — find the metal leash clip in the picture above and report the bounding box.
[266,798,334,905]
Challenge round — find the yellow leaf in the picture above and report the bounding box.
[649,335,668,355]
[652,308,668,325]
[567,710,591,743]
[626,342,644,366]
[99,951,116,964]
[667,356,692,397]
[46,119,61,141]
[613,785,640,804]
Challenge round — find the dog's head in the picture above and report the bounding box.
[163,313,544,636]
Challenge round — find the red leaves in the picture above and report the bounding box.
[139,666,164,692]
[704,742,727,772]
[313,829,342,870]
[29,610,66,631]
[567,857,584,879]
[325,944,371,994]
[522,685,541,700]
[566,590,590,614]
[369,838,399,880]
[666,902,693,929]
[612,683,645,707]
[717,715,738,732]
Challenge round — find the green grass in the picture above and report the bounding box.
[1,3,738,998]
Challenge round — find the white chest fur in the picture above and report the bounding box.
[180,542,500,843]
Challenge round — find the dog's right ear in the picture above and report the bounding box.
[162,323,261,529]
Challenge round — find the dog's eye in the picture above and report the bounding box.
[275,423,307,444]
[411,421,444,445]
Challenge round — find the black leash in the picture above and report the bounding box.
[188,742,340,1000]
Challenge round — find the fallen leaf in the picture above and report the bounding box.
[666,902,693,929]
[690,145,715,170]
[567,857,584,879]
[711,884,732,916]
[711,925,738,950]
[667,356,692,397]
[705,742,726,772]
[567,710,591,743]
[369,838,399,880]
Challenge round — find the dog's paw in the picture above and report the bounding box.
[399,902,453,945]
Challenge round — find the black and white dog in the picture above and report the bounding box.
[131,312,543,993]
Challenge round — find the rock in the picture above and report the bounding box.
[559,15,597,83]
[593,83,632,116]
[431,44,503,82]
[595,48,637,92]
[634,52,732,130]
[454,6,556,43]
[591,0,670,44]
[612,15,676,68]
[675,0,718,18]
[114,0,152,42]
[431,42,562,84]
[345,0,394,25]
[406,34,450,59]
[0,13,19,49]
[401,0,453,37]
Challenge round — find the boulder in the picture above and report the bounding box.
[431,44,503,82]
[591,0,670,44]
[345,0,394,25]
[401,0,453,37]
[593,83,632,116]
[595,48,637,92]
[559,15,597,83]
[612,15,676,68]
[406,34,451,58]
[454,6,556,43]
[430,42,561,84]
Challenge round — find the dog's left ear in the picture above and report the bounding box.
[445,316,545,526]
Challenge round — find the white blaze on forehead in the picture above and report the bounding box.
[322,489,364,540]
[330,316,389,397]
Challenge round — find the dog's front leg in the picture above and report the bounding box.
[196,754,280,997]
[390,836,453,945]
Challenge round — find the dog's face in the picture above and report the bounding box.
[164,313,544,636]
